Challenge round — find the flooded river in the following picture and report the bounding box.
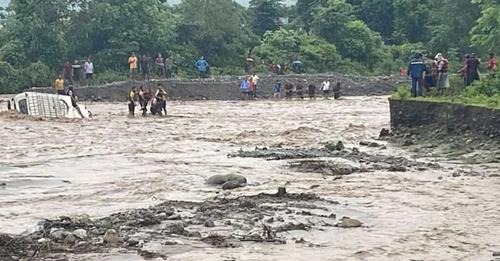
[0,96,499,260]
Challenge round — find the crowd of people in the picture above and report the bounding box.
[246,78,341,100]
[61,58,95,86]
[128,52,174,81]
[407,52,497,97]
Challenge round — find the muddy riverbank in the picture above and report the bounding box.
[388,99,500,164]
[30,74,406,101]
[1,97,499,260]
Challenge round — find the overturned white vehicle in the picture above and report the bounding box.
[8,92,91,119]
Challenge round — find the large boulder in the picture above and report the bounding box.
[207,174,247,186]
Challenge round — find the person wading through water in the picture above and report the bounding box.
[151,84,167,116]
[128,87,137,117]
[138,86,147,116]
[321,79,330,99]
[308,82,316,100]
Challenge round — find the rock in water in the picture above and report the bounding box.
[73,229,87,240]
[50,228,69,241]
[64,234,77,245]
[207,174,247,186]
[337,217,363,228]
[204,219,215,227]
[325,141,344,151]
[379,128,390,138]
[222,180,244,190]
[103,229,120,244]
[277,187,287,197]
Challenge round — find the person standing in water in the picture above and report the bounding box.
[321,80,330,99]
[284,81,294,99]
[296,80,305,100]
[128,87,137,117]
[308,82,316,100]
[273,80,282,99]
[138,86,148,116]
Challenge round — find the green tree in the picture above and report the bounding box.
[347,0,395,43]
[471,1,500,53]
[177,0,254,70]
[254,28,339,72]
[392,0,431,44]
[249,0,283,37]
[311,0,384,68]
[427,0,480,55]
[66,0,176,71]
[0,0,75,69]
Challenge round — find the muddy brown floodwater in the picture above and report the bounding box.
[0,96,499,260]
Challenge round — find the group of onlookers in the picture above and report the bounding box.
[238,78,341,100]
[62,58,94,86]
[407,52,497,97]
[128,52,173,81]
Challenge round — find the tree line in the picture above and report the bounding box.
[0,0,498,93]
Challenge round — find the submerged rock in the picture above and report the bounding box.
[222,180,245,190]
[103,229,120,244]
[73,229,87,240]
[337,217,363,228]
[204,219,215,228]
[325,141,345,151]
[379,128,390,138]
[208,174,247,190]
[360,141,383,148]
[64,234,77,245]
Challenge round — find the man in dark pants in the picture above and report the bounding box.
[407,53,427,97]
[128,87,137,117]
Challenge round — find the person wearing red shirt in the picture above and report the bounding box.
[487,53,497,74]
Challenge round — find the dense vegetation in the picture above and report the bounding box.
[0,0,499,93]
[392,72,500,109]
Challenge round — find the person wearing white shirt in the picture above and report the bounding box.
[83,58,94,85]
[251,74,260,98]
[321,80,330,99]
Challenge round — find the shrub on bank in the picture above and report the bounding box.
[391,72,500,109]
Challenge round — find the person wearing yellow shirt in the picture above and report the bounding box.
[55,75,65,95]
[128,52,138,81]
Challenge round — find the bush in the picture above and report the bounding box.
[92,70,129,85]
[467,72,500,97]
[0,61,20,94]
[392,85,410,100]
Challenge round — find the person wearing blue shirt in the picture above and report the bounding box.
[240,77,250,99]
[196,57,209,79]
[407,53,427,97]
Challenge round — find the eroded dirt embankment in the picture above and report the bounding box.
[1,98,499,261]
[388,99,500,164]
[30,74,406,101]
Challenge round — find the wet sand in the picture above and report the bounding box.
[0,97,499,260]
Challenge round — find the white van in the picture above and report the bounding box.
[8,92,91,119]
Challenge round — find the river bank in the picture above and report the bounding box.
[29,74,406,101]
[388,98,500,164]
[1,97,499,260]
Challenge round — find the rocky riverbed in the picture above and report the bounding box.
[1,97,499,260]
